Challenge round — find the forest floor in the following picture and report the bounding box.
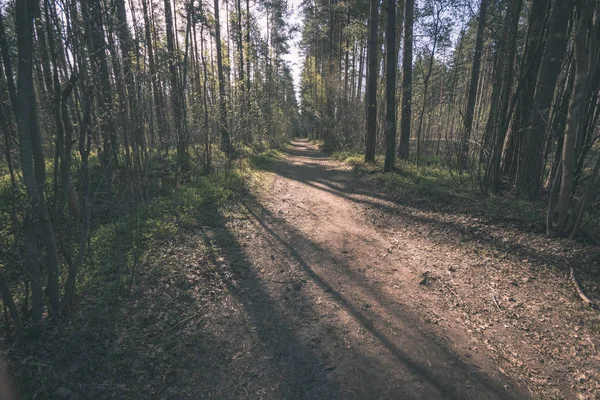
[10,139,600,399]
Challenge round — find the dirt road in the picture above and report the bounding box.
[16,139,597,398]
[216,139,525,399]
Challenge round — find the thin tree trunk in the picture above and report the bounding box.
[462,0,488,166]
[383,0,397,172]
[15,0,46,329]
[214,0,232,154]
[0,11,17,114]
[490,0,523,192]
[357,43,365,100]
[364,0,379,162]
[555,1,593,231]
[517,0,571,200]
[398,0,413,160]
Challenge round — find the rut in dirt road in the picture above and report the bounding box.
[228,139,526,399]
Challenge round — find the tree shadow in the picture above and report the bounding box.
[258,140,600,283]
[194,207,344,399]
[232,192,526,399]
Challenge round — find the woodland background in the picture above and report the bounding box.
[0,0,599,396]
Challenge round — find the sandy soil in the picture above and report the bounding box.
[216,139,528,399]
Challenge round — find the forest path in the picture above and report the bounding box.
[223,139,525,399]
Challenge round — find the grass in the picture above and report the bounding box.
[0,144,262,328]
[78,165,250,298]
[331,149,546,229]
[248,148,286,170]
[5,151,267,397]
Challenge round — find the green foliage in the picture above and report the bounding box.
[77,166,248,301]
[332,150,384,166]
[249,148,286,169]
[332,149,545,227]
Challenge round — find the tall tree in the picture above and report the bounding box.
[15,0,50,327]
[517,0,572,200]
[398,0,413,160]
[489,0,524,192]
[503,0,548,180]
[461,0,488,166]
[164,0,187,173]
[383,0,397,171]
[214,0,232,154]
[364,0,379,162]
[554,0,594,231]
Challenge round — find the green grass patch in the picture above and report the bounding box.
[331,150,386,168]
[79,168,247,294]
[248,148,286,170]
[332,149,545,228]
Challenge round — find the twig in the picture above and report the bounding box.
[570,267,596,308]
[272,371,291,384]
[447,286,463,305]
[147,314,198,339]
[57,376,132,392]
[491,293,502,312]
[267,279,296,284]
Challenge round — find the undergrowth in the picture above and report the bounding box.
[331,149,546,230]
[4,149,279,398]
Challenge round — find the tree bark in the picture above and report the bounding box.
[383,0,397,172]
[555,1,593,231]
[164,0,187,173]
[214,0,232,154]
[462,0,488,166]
[15,0,47,329]
[490,0,523,192]
[364,0,379,163]
[517,0,571,200]
[504,0,547,190]
[398,0,413,160]
[0,11,17,115]
[83,0,118,169]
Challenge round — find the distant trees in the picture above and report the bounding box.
[298,0,600,238]
[0,0,298,335]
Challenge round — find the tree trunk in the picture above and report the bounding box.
[63,87,92,306]
[164,0,187,173]
[142,0,166,151]
[199,18,211,173]
[383,0,397,172]
[506,0,548,194]
[245,0,251,92]
[357,43,365,100]
[0,11,17,115]
[364,0,379,162]
[84,0,118,170]
[490,0,523,192]
[214,0,232,154]
[15,0,47,329]
[461,0,488,166]
[398,0,413,160]
[517,0,571,200]
[555,1,593,231]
